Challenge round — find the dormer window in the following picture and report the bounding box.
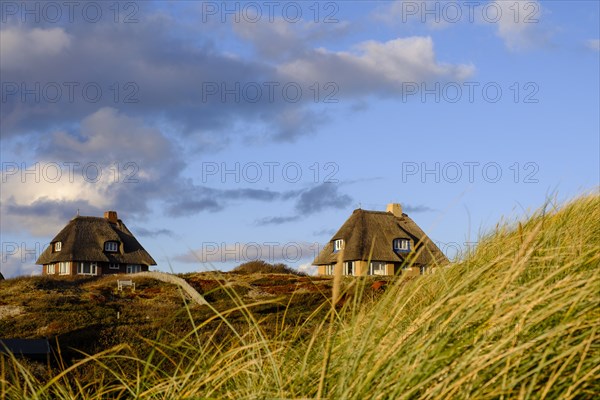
[104,241,119,252]
[333,239,344,253]
[54,242,62,252]
[393,238,410,252]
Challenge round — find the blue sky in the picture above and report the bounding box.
[1,0,598,277]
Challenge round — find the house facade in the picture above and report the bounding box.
[36,211,156,276]
[313,203,448,276]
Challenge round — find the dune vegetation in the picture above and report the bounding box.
[1,193,598,399]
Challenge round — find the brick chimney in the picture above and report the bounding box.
[104,211,118,224]
[386,203,402,217]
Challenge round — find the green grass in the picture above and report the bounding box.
[1,192,599,399]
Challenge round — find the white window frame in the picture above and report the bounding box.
[77,262,98,276]
[47,264,56,274]
[333,239,344,252]
[104,241,119,252]
[59,262,70,275]
[54,242,62,252]
[343,261,354,276]
[325,264,334,275]
[109,263,120,270]
[369,261,386,276]
[393,238,410,252]
[126,264,141,274]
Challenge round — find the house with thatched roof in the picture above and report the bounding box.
[36,211,156,276]
[313,203,448,276]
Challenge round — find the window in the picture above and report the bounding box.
[333,239,344,253]
[369,261,386,276]
[109,263,120,270]
[393,238,410,252]
[127,264,141,274]
[59,262,70,275]
[343,261,354,276]
[104,241,119,252]
[77,262,98,275]
[47,264,55,274]
[325,265,334,275]
[54,242,62,252]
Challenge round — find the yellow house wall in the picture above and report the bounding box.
[354,260,368,276]
[385,263,395,276]
[317,261,426,277]
[43,262,71,276]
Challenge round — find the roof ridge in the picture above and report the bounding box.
[355,209,388,214]
[355,209,408,217]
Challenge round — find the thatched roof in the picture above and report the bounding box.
[36,214,156,266]
[313,209,448,267]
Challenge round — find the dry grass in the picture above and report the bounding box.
[1,192,599,399]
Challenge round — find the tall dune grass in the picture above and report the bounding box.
[2,193,598,399]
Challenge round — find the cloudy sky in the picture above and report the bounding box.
[1,0,598,277]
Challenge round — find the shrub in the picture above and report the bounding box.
[231,260,305,276]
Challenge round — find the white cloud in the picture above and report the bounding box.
[277,36,475,94]
[1,168,108,209]
[373,1,547,51]
[357,37,473,81]
[0,244,41,278]
[0,163,114,236]
[586,39,600,52]
[0,187,109,238]
[1,107,181,236]
[233,17,352,61]
[0,27,72,69]
[490,0,545,51]
[46,107,174,173]
[297,263,318,276]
